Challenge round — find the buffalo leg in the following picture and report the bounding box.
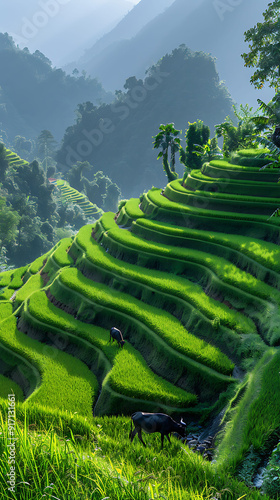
[137,429,146,447]
[130,427,137,443]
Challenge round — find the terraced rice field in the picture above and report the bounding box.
[55,179,103,219]
[5,149,29,168]
[1,148,280,475]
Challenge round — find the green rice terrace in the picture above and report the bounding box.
[1,148,280,499]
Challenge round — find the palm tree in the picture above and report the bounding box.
[153,123,181,182]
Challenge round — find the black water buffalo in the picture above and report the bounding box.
[109,327,125,348]
[129,412,186,449]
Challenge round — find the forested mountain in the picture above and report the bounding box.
[0,33,112,142]
[0,0,134,67]
[57,46,233,197]
[0,144,121,268]
[73,0,175,73]
[76,0,272,107]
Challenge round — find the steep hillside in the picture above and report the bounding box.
[1,147,280,490]
[57,46,234,197]
[77,0,273,107]
[0,145,117,268]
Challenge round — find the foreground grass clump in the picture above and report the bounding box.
[0,376,24,401]
[216,348,280,477]
[0,407,269,500]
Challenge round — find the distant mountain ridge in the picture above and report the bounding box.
[78,0,176,67]
[0,33,112,141]
[0,0,134,67]
[76,0,273,107]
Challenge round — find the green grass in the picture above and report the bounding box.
[8,266,28,290]
[209,158,276,171]
[99,213,280,306]
[23,290,232,408]
[216,349,280,474]
[133,218,280,275]
[166,178,280,206]
[95,215,280,344]
[143,188,280,226]
[14,274,45,305]
[0,409,269,500]
[0,315,98,417]
[0,267,32,302]
[56,180,103,218]
[0,375,24,401]
[27,248,55,275]
[76,224,255,336]
[41,237,75,282]
[0,288,16,301]
[202,162,280,182]
[24,291,197,410]
[236,148,269,157]
[0,302,13,322]
[116,198,145,226]
[185,169,280,197]
[0,270,14,288]
[106,345,197,407]
[52,267,234,376]
[51,237,74,267]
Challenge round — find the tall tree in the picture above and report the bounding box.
[0,143,9,181]
[242,1,280,90]
[0,196,19,247]
[153,123,181,182]
[36,130,57,169]
[180,120,210,170]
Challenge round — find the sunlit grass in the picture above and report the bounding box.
[217,349,280,473]
[135,217,280,273]
[55,267,234,375]
[98,212,280,305]
[0,301,13,321]
[76,224,255,335]
[145,187,280,225]
[15,274,44,305]
[0,375,24,401]
[0,409,269,500]
[0,316,98,417]
[25,291,196,409]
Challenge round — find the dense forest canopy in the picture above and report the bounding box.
[0,144,121,269]
[57,46,233,197]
